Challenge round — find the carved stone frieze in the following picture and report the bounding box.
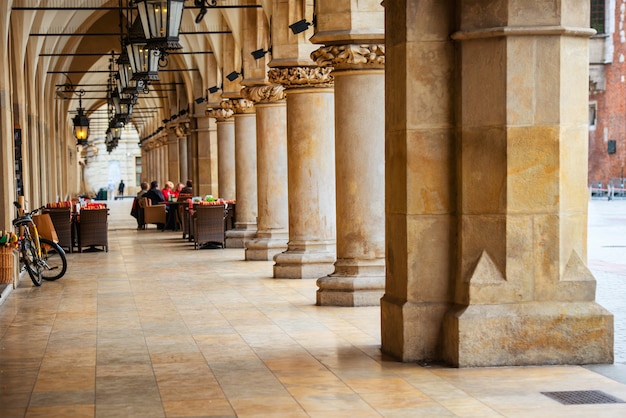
[267,66,334,89]
[220,98,255,114]
[240,85,286,103]
[206,107,234,121]
[311,44,385,70]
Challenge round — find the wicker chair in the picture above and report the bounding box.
[192,204,226,249]
[77,208,108,252]
[45,207,73,253]
[225,203,236,231]
[182,204,191,240]
[141,198,166,229]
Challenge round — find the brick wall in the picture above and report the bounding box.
[589,4,626,186]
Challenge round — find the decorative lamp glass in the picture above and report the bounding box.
[135,0,185,50]
[72,91,90,145]
[126,18,160,81]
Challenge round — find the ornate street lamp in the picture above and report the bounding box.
[125,18,160,81]
[116,51,133,92]
[135,0,185,50]
[72,89,90,145]
[109,118,124,141]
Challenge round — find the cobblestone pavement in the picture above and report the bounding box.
[588,199,626,364]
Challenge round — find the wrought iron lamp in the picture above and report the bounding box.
[126,19,160,81]
[72,89,90,145]
[135,0,185,50]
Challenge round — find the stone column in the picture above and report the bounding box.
[157,137,169,187]
[241,85,289,261]
[167,131,180,182]
[381,0,613,367]
[196,115,216,196]
[269,67,336,279]
[222,99,258,248]
[178,134,188,184]
[312,45,386,306]
[442,1,613,367]
[207,108,236,200]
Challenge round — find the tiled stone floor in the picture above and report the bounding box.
[0,199,626,417]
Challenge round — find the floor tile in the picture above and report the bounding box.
[0,200,626,417]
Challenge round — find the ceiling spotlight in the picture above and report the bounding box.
[194,97,205,104]
[289,19,313,35]
[251,48,271,60]
[226,71,241,82]
[208,85,220,94]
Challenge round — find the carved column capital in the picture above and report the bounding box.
[267,66,334,89]
[220,98,255,114]
[240,85,286,103]
[311,44,385,70]
[206,107,234,121]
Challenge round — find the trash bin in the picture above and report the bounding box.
[96,188,107,201]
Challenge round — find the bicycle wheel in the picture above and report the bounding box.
[39,238,67,281]
[22,237,42,286]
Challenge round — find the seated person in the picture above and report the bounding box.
[181,179,193,195]
[144,181,165,205]
[159,181,179,231]
[143,181,166,230]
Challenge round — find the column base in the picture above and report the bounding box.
[245,232,289,261]
[380,296,451,362]
[273,240,336,279]
[443,302,614,367]
[316,258,385,306]
[225,226,257,249]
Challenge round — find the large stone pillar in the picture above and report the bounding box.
[269,67,336,279]
[222,99,258,248]
[156,142,165,184]
[312,46,385,306]
[207,108,236,200]
[443,0,613,367]
[381,0,613,367]
[241,85,289,261]
[167,131,180,182]
[196,115,217,196]
[178,134,188,184]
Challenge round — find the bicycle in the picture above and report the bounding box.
[12,202,67,285]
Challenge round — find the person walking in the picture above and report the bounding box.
[118,180,125,199]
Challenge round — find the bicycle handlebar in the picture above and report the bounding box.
[13,201,46,218]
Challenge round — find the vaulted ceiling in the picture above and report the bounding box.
[11,0,269,142]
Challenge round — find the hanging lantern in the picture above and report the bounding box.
[135,0,185,51]
[115,96,135,124]
[109,118,124,141]
[116,51,133,92]
[125,19,160,81]
[72,90,90,145]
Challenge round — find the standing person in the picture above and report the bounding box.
[108,181,115,201]
[118,180,125,198]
